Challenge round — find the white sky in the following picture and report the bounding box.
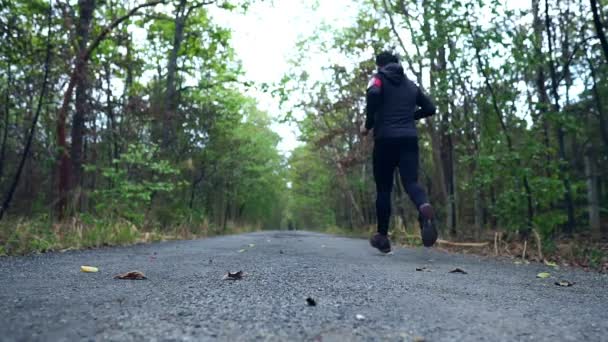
[209,0,358,155]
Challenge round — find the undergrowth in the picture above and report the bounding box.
[0,215,261,256]
[317,223,607,272]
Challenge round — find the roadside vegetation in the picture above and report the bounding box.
[0,1,606,271]
[283,0,608,271]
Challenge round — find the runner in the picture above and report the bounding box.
[360,51,437,252]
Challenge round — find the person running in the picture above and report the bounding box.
[360,51,437,253]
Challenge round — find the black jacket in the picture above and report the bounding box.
[365,63,436,139]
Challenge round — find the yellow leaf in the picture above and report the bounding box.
[248,244,255,248]
[81,266,99,273]
[544,260,558,268]
[537,272,551,279]
[238,249,246,253]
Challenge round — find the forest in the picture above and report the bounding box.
[0,0,607,266]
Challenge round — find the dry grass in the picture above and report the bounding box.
[0,216,261,256]
[320,222,608,273]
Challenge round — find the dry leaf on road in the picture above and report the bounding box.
[555,280,575,287]
[223,271,245,280]
[114,271,146,280]
[449,268,468,274]
[306,297,316,306]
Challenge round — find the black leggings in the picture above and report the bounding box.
[373,137,428,235]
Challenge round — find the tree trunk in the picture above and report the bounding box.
[545,0,576,235]
[69,0,95,211]
[437,38,457,237]
[0,49,10,182]
[427,122,449,219]
[587,56,608,150]
[585,149,601,240]
[590,0,608,63]
[103,62,119,165]
[474,188,483,239]
[163,0,187,150]
[532,0,552,166]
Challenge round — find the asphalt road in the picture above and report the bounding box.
[1,231,607,341]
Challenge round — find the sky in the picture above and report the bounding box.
[209,0,359,155]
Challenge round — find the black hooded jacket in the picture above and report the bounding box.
[365,63,436,139]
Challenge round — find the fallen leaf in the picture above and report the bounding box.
[555,280,575,287]
[248,244,255,248]
[355,314,366,321]
[416,267,431,272]
[449,268,468,274]
[114,271,146,280]
[544,260,558,268]
[223,271,245,280]
[238,249,246,253]
[81,266,99,273]
[279,250,284,254]
[306,297,316,306]
[514,260,523,265]
[537,272,551,279]
[413,337,426,342]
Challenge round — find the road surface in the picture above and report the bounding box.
[1,231,607,341]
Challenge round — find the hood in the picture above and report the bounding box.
[378,63,406,85]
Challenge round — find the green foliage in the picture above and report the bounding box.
[288,146,336,229]
[281,0,607,245]
[85,143,181,226]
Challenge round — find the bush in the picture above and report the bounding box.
[85,143,183,226]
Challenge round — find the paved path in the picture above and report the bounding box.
[1,231,607,341]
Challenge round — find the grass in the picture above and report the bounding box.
[316,224,607,272]
[0,216,262,256]
[3,217,605,273]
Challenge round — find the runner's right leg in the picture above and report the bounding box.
[398,137,437,247]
